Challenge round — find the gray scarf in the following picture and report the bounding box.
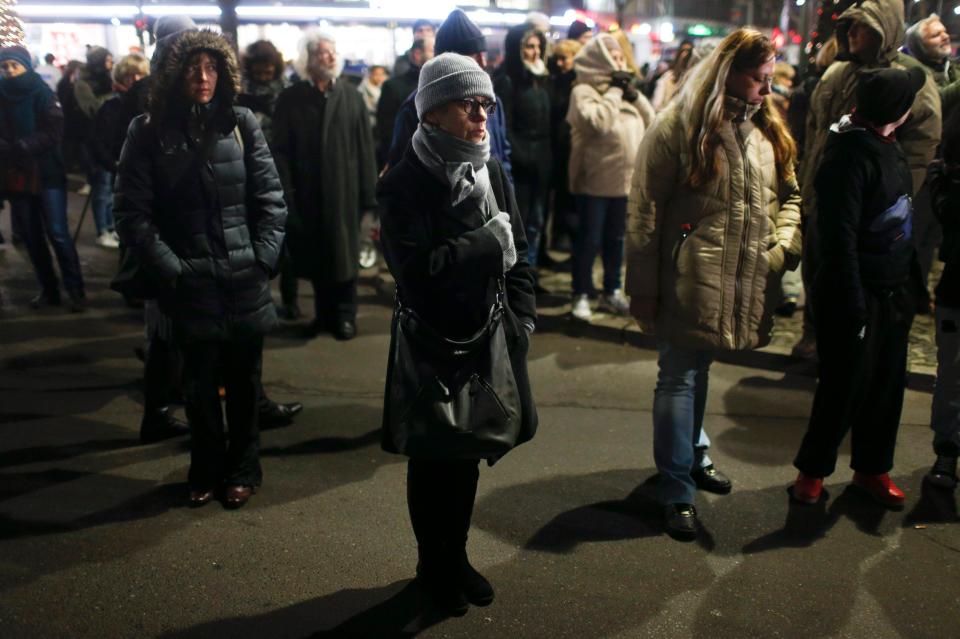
[411,121,494,217]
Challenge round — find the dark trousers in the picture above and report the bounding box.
[572,195,627,296]
[181,335,264,489]
[407,459,480,560]
[794,286,914,477]
[142,335,182,418]
[11,189,85,296]
[515,175,548,269]
[311,278,358,326]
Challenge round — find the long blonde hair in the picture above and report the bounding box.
[676,29,797,188]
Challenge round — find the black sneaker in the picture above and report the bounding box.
[692,464,732,494]
[140,407,190,444]
[30,290,61,308]
[925,455,958,489]
[664,503,698,542]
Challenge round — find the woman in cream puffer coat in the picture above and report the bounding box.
[567,33,654,320]
[625,29,802,541]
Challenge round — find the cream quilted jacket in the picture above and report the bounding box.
[625,101,802,351]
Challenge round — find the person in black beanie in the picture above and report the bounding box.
[384,8,512,181]
[792,66,927,508]
[567,19,593,45]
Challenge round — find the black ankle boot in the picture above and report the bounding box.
[455,549,494,606]
[416,553,469,616]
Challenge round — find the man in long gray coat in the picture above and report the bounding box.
[272,30,377,340]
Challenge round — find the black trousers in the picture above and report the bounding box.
[142,335,182,417]
[282,275,358,326]
[407,459,480,560]
[794,285,914,477]
[181,334,264,489]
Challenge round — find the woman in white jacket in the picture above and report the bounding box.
[567,34,654,320]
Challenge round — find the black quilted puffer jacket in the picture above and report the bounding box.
[114,29,287,342]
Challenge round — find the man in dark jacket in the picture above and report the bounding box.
[376,38,433,168]
[384,9,512,181]
[114,30,287,509]
[925,108,960,489]
[792,67,927,508]
[273,31,378,340]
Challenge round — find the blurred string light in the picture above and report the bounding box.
[14,2,594,27]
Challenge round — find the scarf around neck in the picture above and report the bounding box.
[412,121,493,215]
[523,57,548,77]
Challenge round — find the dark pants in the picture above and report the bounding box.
[515,175,548,269]
[311,278,358,326]
[800,217,818,341]
[572,195,627,296]
[407,459,480,560]
[11,189,85,296]
[912,181,941,305]
[143,335,182,418]
[794,285,914,477]
[181,335,264,490]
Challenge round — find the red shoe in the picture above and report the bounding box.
[852,472,905,508]
[791,472,823,504]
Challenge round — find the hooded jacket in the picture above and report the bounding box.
[74,46,114,120]
[493,25,551,180]
[567,35,654,198]
[801,0,941,221]
[903,19,960,116]
[625,99,803,351]
[114,30,287,342]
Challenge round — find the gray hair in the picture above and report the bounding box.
[295,29,340,79]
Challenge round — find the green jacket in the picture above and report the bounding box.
[800,0,941,222]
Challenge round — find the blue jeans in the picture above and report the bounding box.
[90,168,115,235]
[515,177,547,269]
[653,340,714,505]
[11,188,85,295]
[932,306,960,456]
[572,195,626,296]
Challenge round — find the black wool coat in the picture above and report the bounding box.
[114,105,287,342]
[272,80,378,284]
[377,146,538,454]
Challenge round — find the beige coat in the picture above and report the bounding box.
[567,35,655,198]
[800,0,941,218]
[625,102,803,351]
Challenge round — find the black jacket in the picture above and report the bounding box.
[0,70,65,190]
[493,25,551,182]
[90,78,150,172]
[378,146,538,447]
[376,66,419,165]
[929,160,960,308]
[814,115,918,321]
[115,105,286,342]
[272,79,378,283]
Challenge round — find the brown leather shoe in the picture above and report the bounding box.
[188,489,215,508]
[224,485,254,509]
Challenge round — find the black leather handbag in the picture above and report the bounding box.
[384,280,522,459]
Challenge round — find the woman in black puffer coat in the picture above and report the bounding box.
[494,25,552,275]
[114,30,287,509]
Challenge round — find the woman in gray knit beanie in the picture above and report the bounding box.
[377,52,539,615]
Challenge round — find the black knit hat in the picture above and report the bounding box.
[856,66,926,126]
[568,20,592,41]
[435,9,486,56]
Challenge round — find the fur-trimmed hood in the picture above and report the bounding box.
[148,29,241,122]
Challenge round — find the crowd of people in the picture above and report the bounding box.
[1,0,959,615]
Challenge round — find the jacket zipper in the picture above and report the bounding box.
[733,125,751,350]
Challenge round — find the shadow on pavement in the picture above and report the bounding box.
[160,579,452,639]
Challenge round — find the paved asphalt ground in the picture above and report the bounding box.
[0,195,958,638]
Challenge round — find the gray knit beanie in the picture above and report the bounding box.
[415,52,495,119]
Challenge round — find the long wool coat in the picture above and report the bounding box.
[272,79,378,283]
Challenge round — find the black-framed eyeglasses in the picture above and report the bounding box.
[457,98,497,116]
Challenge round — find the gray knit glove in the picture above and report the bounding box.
[484,211,517,273]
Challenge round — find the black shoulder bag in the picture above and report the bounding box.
[384,278,523,460]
